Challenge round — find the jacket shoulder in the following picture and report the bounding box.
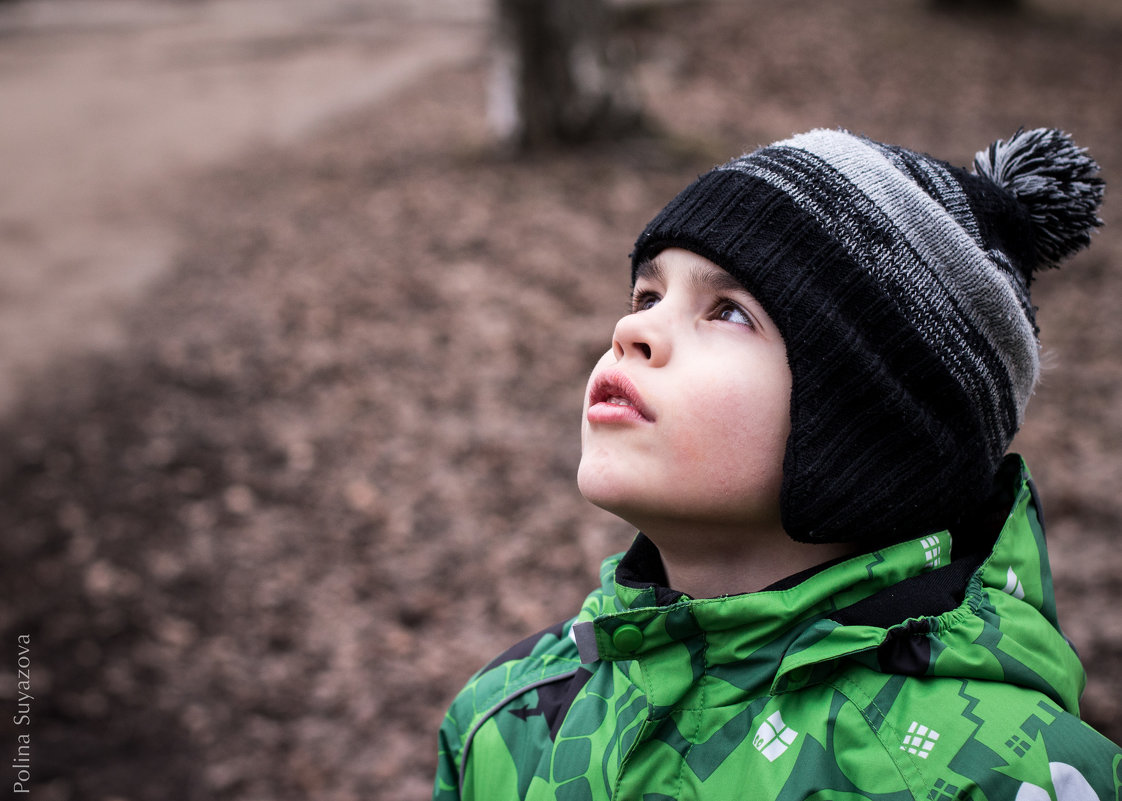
[433,617,587,799]
[829,668,1122,800]
[433,553,628,800]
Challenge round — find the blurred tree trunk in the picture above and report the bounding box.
[489,0,645,151]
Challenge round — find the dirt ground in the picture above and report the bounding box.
[2,1,1121,799]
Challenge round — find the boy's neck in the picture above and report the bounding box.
[641,522,861,598]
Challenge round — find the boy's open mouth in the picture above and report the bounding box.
[588,372,654,422]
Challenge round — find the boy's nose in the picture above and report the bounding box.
[612,310,670,367]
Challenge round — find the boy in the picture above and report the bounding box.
[432,128,1120,799]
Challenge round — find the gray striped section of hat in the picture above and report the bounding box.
[868,142,1039,329]
[868,140,982,241]
[718,130,1038,446]
[718,146,1016,448]
[804,130,1041,425]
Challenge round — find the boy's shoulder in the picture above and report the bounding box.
[434,558,623,797]
[449,549,626,717]
[455,617,587,717]
[824,664,1122,801]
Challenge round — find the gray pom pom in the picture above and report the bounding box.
[973,128,1104,271]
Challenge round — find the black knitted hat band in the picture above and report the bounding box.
[632,128,1104,544]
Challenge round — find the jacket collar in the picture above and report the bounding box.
[572,455,1085,715]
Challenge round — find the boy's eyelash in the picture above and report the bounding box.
[629,290,659,313]
[714,297,757,329]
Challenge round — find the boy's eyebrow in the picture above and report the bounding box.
[692,263,749,298]
[633,257,663,287]
[637,254,749,299]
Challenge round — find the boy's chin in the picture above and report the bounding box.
[576,470,636,521]
[575,478,614,515]
[576,477,674,532]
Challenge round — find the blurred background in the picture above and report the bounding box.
[1,0,1119,798]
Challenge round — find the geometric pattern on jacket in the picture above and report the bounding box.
[433,456,1122,800]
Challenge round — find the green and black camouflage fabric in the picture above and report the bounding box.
[433,457,1122,800]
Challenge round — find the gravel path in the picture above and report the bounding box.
[0,0,485,414]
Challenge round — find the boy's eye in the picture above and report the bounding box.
[715,301,755,328]
[631,291,661,313]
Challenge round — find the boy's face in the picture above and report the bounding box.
[577,248,792,534]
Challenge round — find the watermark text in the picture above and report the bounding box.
[12,635,31,795]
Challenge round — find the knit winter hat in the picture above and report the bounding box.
[632,128,1104,544]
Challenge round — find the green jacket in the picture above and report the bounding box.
[433,457,1122,799]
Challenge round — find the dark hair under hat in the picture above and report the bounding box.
[632,128,1104,544]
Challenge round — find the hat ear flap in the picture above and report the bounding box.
[973,128,1104,274]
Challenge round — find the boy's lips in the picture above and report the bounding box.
[587,371,654,423]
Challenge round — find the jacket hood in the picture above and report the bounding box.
[572,455,1086,716]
